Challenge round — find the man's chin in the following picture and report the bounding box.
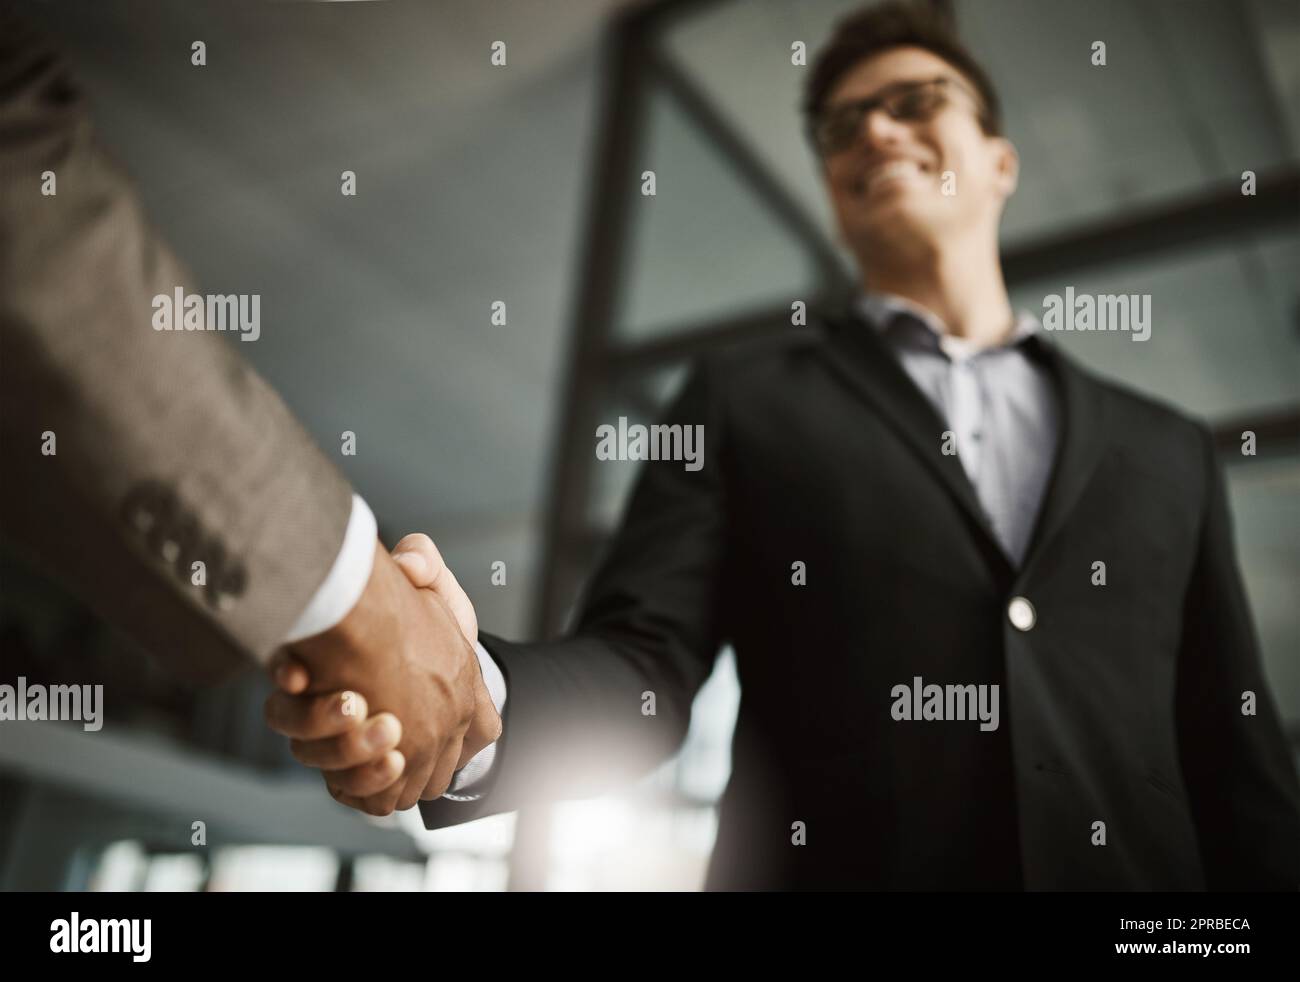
[852,203,934,243]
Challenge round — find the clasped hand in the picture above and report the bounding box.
[264,534,498,815]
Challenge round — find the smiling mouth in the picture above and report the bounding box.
[853,159,932,196]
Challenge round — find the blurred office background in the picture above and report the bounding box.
[0,0,1296,890]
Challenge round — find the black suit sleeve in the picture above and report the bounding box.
[1175,423,1300,890]
[421,360,730,827]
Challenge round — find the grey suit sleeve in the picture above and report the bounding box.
[0,12,353,680]
[1174,422,1300,890]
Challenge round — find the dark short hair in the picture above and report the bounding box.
[804,1,1003,137]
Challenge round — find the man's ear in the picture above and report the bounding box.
[993,137,1019,198]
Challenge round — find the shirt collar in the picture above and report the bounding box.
[855,291,1040,360]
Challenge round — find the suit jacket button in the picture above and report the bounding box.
[1008,596,1036,631]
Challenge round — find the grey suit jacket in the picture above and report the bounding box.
[0,12,352,681]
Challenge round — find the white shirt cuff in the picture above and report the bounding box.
[442,639,507,801]
[282,494,377,644]
[279,498,504,801]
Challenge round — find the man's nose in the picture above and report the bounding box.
[856,106,910,150]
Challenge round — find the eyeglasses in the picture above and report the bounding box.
[810,77,979,156]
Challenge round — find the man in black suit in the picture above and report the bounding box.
[268,2,1300,889]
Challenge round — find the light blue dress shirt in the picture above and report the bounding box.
[856,292,1061,568]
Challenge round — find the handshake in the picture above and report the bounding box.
[263,534,500,815]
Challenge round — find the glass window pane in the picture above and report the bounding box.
[1009,231,1300,420]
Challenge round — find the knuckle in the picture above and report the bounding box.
[337,691,364,723]
[331,767,368,796]
[309,697,333,730]
[335,728,366,764]
[316,699,348,734]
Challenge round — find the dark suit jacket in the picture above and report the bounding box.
[421,305,1300,891]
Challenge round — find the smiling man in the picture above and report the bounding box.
[268,1,1300,891]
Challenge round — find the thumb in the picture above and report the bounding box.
[391,532,478,645]
[268,648,310,694]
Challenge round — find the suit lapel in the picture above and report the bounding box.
[1015,331,1112,578]
[814,306,1112,580]
[816,307,1012,576]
